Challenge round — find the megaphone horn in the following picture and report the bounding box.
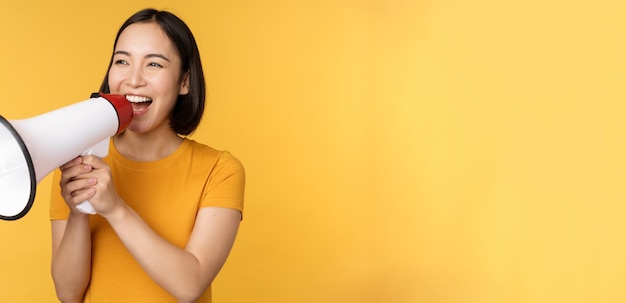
[0,93,132,220]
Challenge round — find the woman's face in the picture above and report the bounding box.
[107,22,189,134]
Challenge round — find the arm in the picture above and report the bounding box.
[50,158,95,303]
[80,155,242,303]
[51,217,92,303]
[105,205,240,303]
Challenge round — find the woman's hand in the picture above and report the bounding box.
[59,155,123,216]
[59,156,96,216]
[77,155,124,217]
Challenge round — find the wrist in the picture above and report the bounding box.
[101,198,130,223]
[66,211,91,228]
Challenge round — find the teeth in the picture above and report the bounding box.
[126,95,153,103]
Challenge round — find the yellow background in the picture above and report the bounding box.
[1,1,625,302]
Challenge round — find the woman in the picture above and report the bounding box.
[50,8,245,303]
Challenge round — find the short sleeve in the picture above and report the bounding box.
[200,151,245,214]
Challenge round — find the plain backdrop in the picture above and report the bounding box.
[1,1,625,302]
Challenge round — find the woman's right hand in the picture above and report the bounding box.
[59,156,97,215]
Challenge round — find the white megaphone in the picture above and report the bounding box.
[0,93,132,220]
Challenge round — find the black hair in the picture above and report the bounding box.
[100,8,205,135]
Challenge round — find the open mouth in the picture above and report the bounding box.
[126,95,153,113]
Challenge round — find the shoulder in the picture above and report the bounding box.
[185,139,245,174]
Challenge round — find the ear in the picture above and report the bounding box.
[179,72,190,95]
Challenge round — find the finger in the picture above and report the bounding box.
[68,187,96,205]
[61,178,96,202]
[60,163,93,184]
[64,177,97,194]
[80,155,106,169]
[59,156,83,170]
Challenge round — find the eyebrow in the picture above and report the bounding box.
[113,50,171,62]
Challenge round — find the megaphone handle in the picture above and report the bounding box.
[76,201,97,214]
[76,138,110,215]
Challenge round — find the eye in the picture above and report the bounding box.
[148,62,163,68]
[114,59,129,65]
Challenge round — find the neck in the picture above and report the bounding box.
[113,128,184,162]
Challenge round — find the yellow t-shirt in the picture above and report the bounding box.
[50,138,245,303]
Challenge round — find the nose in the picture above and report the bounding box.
[126,65,146,88]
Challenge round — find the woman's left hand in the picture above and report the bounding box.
[79,155,124,217]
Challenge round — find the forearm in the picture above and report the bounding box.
[105,203,208,302]
[51,214,92,302]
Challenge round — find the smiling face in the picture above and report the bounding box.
[107,22,189,135]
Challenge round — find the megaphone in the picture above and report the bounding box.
[0,93,132,220]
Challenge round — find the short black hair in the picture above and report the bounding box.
[100,8,206,136]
